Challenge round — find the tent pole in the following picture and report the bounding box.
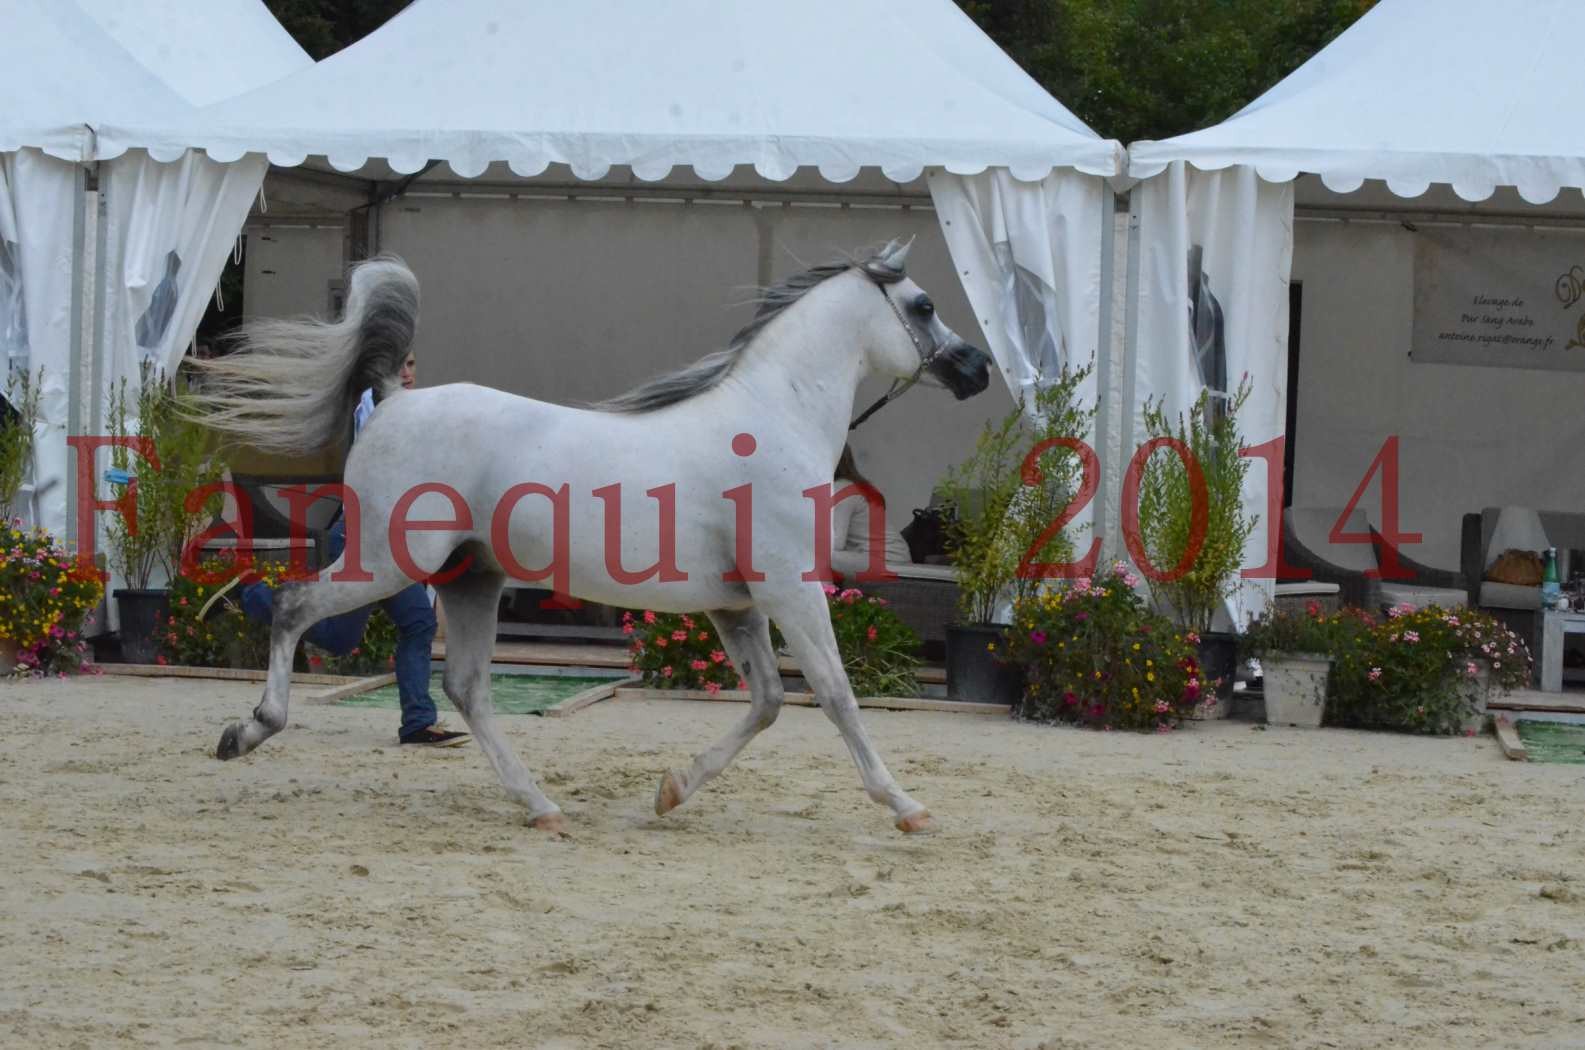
[1117,190,1142,564]
[1092,189,1116,562]
[65,163,88,545]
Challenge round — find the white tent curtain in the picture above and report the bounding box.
[0,149,79,538]
[100,150,268,398]
[928,167,1108,549]
[1132,161,1294,626]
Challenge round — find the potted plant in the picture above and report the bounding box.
[1004,562,1204,730]
[1328,604,1531,735]
[0,519,103,676]
[1240,602,1346,727]
[0,367,41,523]
[939,364,1094,703]
[105,368,224,663]
[1136,379,1257,715]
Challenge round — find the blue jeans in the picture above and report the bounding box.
[241,520,439,740]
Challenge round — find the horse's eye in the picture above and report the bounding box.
[915,296,935,317]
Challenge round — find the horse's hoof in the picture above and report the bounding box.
[894,809,933,834]
[654,770,685,816]
[530,812,568,836]
[216,723,244,761]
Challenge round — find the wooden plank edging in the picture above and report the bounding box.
[306,673,398,704]
[544,676,638,718]
[611,686,1009,716]
[97,664,359,687]
[1494,717,1529,762]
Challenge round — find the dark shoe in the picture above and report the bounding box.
[399,724,470,748]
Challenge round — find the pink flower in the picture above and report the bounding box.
[1403,630,1420,643]
[866,626,878,643]
[681,616,695,629]
[709,650,726,664]
[622,610,634,624]
[1465,661,1478,677]
[661,665,673,677]
[1153,700,1169,714]
[155,655,167,666]
[705,681,721,696]
[1368,667,1382,681]
[643,610,656,624]
[690,659,708,671]
[1074,611,1089,622]
[821,583,838,596]
[1074,577,1092,594]
[698,632,710,642]
[1185,631,1201,645]
[655,637,668,648]
[672,629,688,642]
[737,678,748,690]
[1029,630,1047,645]
[1122,572,1140,589]
[839,588,863,604]
[622,623,635,635]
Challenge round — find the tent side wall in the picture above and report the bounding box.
[1288,179,1585,571]
[378,189,1008,519]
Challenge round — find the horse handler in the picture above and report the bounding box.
[234,350,469,749]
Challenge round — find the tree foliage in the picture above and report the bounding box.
[955,0,1378,143]
[265,0,413,60]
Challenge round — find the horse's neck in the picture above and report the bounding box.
[717,275,873,461]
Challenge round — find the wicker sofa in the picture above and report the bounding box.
[1279,506,1467,613]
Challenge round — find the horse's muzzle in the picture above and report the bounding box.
[930,344,992,400]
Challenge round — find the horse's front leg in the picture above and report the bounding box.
[655,607,783,816]
[764,586,932,833]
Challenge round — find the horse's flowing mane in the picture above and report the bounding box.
[592,248,907,415]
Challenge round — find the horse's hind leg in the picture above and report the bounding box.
[763,587,931,833]
[216,569,403,761]
[435,569,565,833]
[655,608,782,816]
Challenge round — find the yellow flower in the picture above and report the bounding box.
[1132,643,1141,651]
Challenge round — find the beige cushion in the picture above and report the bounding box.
[1479,580,1543,610]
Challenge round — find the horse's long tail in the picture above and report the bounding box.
[188,256,419,455]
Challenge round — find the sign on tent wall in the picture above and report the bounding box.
[1411,225,1585,372]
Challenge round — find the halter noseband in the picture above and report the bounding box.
[848,279,947,431]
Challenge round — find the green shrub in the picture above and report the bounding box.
[159,558,397,674]
[1326,604,1531,735]
[1004,562,1204,731]
[625,586,921,698]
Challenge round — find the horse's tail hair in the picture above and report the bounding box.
[188,256,419,455]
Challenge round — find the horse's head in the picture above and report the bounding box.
[858,239,991,401]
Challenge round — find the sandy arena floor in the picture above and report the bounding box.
[1,675,1583,1049]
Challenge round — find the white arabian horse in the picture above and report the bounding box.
[198,240,991,834]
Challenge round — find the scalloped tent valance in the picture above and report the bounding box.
[1127,0,1585,204]
[95,0,1123,182]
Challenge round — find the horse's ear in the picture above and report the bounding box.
[880,236,914,271]
[866,236,913,281]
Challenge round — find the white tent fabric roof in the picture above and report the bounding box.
[73,0,311,107]
[1128,0,1585,203]
[0,0,193,161]
[99,0,1122,181]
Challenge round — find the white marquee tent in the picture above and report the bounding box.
[1120,0,1585,606]
[103,0,1127,555]
[1,0,309,543]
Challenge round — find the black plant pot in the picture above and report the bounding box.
[944,622,1024,704]
[1194,630,1239,701]
[114,588,170,665]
